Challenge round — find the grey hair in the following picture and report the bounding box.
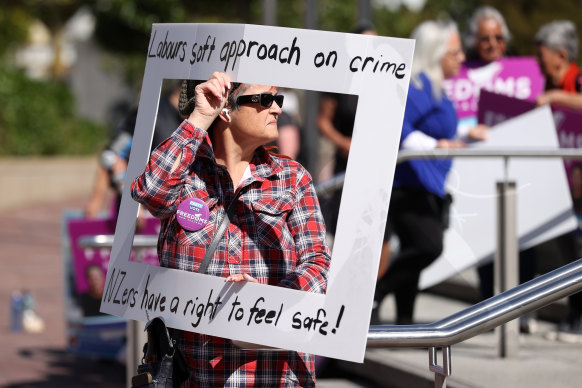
[535,20,578,62]
[410,20,459,100]
[465,6,511,51]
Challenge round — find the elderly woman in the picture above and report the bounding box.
[465,5,510,63]
[373,20,468,325]
[131,72,330,387]
[534,20,582,342]
[535,20,582,110]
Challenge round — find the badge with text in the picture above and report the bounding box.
[176,198,209,231]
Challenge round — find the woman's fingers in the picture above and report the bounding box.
[225,273,259,283]
[207,72,231,101]
[243,273,258,283]
[196,73,232,105]
[188,72,232,130]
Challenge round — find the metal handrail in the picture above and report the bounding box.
[314,148,582,196]
[78,234,157,249]
[397,148,582,163]
[367,258,582,348]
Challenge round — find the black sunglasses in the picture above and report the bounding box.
[236,93,284,108]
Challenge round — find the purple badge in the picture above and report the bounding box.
[176,198,209,231]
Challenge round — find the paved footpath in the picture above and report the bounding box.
[0,196,125,387]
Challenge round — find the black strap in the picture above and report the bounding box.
[198,194,240,274]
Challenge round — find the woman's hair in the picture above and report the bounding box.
[410,20,459,100]
[464,6,511,52]
[535,20,578,62]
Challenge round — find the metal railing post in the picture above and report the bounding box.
[429,346,451,388]
[495,181,520,358]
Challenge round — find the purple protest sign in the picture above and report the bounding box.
[477,89,582,186]
[67,216,161,294]
[444,57,545,120]
[477,89,535,126]
[552,106,582,183]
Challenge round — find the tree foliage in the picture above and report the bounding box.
[0,64,106,155]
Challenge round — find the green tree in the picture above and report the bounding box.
[0,65,106,155]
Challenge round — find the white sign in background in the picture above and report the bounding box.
[420,107,577,289]
[101,23,415,362]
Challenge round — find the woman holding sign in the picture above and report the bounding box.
[131,73,330,386]
[373,20,473,325]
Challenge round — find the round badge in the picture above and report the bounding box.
[176,198,210,231]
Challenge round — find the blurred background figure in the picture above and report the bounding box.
[464,5,510,63]
[317,20,394,280]
[84,81,183,221]
[373,19,469,325]
[269,87,305,164]
[462,6,539,333]
[535,20,582,110]
[534,20,582,342]
[79,264,106,317]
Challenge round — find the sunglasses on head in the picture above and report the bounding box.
[236,93,284,108]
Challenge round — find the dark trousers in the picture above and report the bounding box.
[476,247,537,300]
[375,188,445,324]
[477,232,582,316]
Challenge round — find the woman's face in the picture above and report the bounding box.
[230,84,282,149]
[441,32,465,79]
[536,44,563,80]
[476,18,506,63]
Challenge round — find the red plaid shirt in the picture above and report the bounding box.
[131,120,331,387]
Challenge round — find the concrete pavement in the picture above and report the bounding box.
[0,195,125,387]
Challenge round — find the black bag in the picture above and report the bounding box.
[131,317,190,388]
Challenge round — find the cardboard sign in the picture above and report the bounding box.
[419,106,576,290]
[100,23,414,362]
[68,217,160,294]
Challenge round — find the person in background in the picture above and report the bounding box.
[84,82,183,219]
[464,5,510,63]
[80,264,106,317]
[464,7,539,333]
[535,20,582,110]
[373,20,484,325]
[455,5,503,139]
[131,73,330,387]
[276,88,304,162]
[535,20,582,342]
[317,21,393,280]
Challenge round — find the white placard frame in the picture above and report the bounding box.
[101,23,414,363]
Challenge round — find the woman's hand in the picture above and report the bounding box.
[188,72,231,130]
[536,90,559,106]
[467,124,489,142]
[225,273,259,283]
[436,139,466,149]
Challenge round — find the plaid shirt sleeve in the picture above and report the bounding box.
[278,167,331,294]
[131,120,204,218]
